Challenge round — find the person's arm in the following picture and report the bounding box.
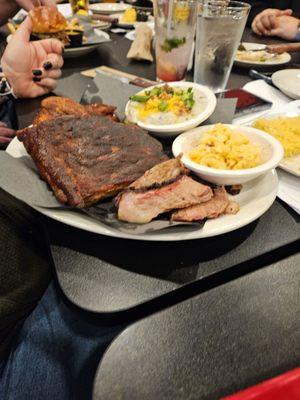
[266,15,300,40]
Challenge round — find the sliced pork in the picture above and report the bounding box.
[117,175,213,224]
[129,158,189,190]
[171,186,239,222]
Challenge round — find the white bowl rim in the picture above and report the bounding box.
[172,124,284,176]
[125,81,217,133]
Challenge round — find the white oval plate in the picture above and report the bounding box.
[125,82,216,137]
[7,30,110,59]
[63,30,110,58]
[63,44,100,58]
[272,69,300,100]
[6,138,278,241]
[90,3,131,14]
[234,42,291,68]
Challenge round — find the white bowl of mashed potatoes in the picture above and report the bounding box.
[172,124,284,185]
[125,82,216,137]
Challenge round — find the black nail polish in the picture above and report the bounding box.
[33,77,41,82]
[32,69,42,76]
[43,61,52,70]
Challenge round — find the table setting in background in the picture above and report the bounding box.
[1,0,300,398]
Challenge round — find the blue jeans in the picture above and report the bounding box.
[0,281,124,400]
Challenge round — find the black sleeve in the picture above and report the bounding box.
[0,189,52,360]
[244,0,270,26]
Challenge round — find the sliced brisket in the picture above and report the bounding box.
[117,175,213,224]
[172,186,239,222]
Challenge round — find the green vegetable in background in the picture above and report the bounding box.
[161,37,186,52]
[130,95,149,103]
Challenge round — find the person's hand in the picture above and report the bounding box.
[265,15,300,40]
[252,8,292,36]
[1,16,64,98]
[0,122,15,145]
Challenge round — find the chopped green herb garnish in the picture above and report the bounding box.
[158,99,168,111]
[161,37,186,52]
[130,95,149,103]
[129,84,195,115]
[150,86,163,97]
[182,89,195,110]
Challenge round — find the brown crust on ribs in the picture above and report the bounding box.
[33,96,118,124]
[17,115,166,207]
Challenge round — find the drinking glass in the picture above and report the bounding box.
[155,0,198,82]
[194,1,250,92]
[69,0,89,15]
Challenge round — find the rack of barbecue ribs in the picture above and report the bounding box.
[34,96,118,124]
[17,115,167,207]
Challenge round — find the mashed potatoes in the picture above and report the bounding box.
[189,124,261,170]
[253,117,300,158]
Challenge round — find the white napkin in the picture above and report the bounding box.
[277,170,300,214]
[125,22,155,40]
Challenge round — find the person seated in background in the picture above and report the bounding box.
[0,0,62,147]
[245,1,300,40]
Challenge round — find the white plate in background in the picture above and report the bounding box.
[90,3,131,14]
[234,42,291,68]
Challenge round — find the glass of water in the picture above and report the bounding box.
[155,0,198,82]
[194,1,250,93]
